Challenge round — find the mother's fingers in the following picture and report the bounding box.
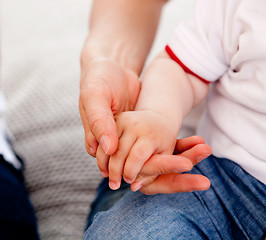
[79,102,98,156]
[79,85,119,156]
[139,143,211,177]
[180,143,212,165]
[85,131,99,157]
[138,154,193,176]
[130,176,157,192]
[96,146,110,177]
[174,135,206,154]
[139,173,211,195]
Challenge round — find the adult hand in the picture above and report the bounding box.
[79,0,167,157]
[130,136,212,195]
[79,57,140,156]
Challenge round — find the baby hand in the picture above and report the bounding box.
[97,110,178,190]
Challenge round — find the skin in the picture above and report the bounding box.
[80,0,166,156]
[135,136,211,195]
[80,0,211,194]
[97,51,210,191]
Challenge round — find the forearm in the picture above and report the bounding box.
[81,0,167,75]
[136,51,209,135]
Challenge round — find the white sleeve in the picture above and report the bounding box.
[167,0,228,82]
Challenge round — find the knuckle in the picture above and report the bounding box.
[89,115,103,135]
[112,148,125,160]
[150,164,165,175]
[129,147,146,163]
[80,82,106,104]
[89,114,114,138]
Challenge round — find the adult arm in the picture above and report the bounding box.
[80,0,168,156]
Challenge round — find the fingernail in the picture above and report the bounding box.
[109,181,120,190]
[197,154,210,163]
[132,183,142,192]
[131,178,146,192]
[123,177,134,184]
[100,135,110,155]
[177,167,192,173]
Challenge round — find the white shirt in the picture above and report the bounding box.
[0,91,22,169]
[168,0,266,184]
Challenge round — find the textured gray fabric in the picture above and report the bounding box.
[1,0,197,239]
[1,1,102,239]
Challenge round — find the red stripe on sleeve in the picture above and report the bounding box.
[165,45,210,84]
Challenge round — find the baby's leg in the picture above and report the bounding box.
[84,156,266,240]
[85,178,131,229]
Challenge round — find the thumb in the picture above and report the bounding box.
[79,90,118,155]
[91,114,118,155]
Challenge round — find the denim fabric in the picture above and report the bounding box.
[86,178,131,230]
[84,155,266,240]
[0,155,39,240]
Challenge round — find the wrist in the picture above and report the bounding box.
[80,35,144,76]
[135,108,182,137]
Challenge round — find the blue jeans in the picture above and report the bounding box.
[0,155,39,240]
[84,155,266,240]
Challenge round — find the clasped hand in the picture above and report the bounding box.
[96,110,211,194]
[79,58,211,195]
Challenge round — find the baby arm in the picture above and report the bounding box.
[97,50,209,190]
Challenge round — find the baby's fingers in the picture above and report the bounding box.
[139,173,211,195]
[139,154,193,177]
[108,133,136,190]
[174,136,206,154]
[123,138,156,184]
